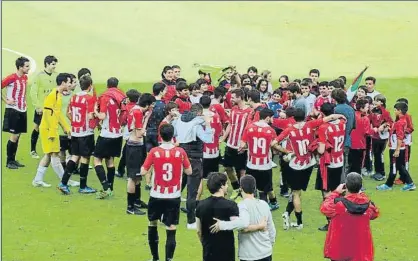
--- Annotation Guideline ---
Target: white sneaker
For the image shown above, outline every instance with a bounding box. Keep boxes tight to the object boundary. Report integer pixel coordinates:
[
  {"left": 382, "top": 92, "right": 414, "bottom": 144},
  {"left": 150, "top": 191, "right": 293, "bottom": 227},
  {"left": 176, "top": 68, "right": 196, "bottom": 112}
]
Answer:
[
  {"left": 290, "top": 222, "right": 303, "bottom": 230},
  {"left": 187, "top": 222, "right": 197, "bottom": 230},
  {"left": 68, "top": 180, "right": 80, "bottom": 187},
  {"left": 271, "top": 161, "right": 278, "bottom": 168},
  {"left": 88, "top": 165, "right": 93, "bottom": 169},
  {"left": 361, "top": 168, "right": 372, "bottom": 177},
  {"left": 181, "top": 197, "right": 187, "bottom": 202},
  {"left": 282, "top": 212, "right": 290, "bottom": 230},
  {"left": 30, "top": 151, "right": 40, "bottom": 159},
  {"left": 32, "top": 180, "right": 51, "bottom": 187}
]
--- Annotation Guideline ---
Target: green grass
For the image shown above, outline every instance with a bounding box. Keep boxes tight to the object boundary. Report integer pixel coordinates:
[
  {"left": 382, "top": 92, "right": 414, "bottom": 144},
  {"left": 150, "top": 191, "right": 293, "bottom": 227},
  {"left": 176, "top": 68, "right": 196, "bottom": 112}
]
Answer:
[{"left": 2, "top": 2, "right": 418, "bottom": 261}]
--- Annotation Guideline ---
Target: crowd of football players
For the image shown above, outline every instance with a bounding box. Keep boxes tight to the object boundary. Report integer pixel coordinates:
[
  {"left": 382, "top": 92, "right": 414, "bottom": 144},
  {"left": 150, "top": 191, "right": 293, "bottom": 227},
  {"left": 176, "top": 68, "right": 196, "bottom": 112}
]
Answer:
[{"left": 2, "top": 56, "right": 415, "bottom": 261}]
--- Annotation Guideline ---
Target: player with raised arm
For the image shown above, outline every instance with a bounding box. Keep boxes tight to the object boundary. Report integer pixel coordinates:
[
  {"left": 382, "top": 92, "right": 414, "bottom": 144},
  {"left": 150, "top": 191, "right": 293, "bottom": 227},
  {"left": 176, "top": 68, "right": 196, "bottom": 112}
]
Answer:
[
  {"left": 141, "top": 124, "right": 192, "bottom": 261},
  {"left": 58, "top": 75, "right": 97, "bottom": 194},
  {"left": 240, "top": 108, "right": 279, "bottom": 210},
  {"left": 29, "top": 55, "right": 58, "bottom": 159}
]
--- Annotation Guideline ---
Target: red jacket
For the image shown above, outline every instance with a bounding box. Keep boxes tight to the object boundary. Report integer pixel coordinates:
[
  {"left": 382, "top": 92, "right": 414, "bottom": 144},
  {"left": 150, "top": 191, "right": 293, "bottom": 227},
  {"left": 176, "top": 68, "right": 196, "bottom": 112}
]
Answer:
[
  {"left": 320, "top": 192, "right": 380, "bottom": 261},
  {"left": 224, "top": 91, "right": 232, "bottom": 110},
  {"left": 174, "top": 95, "right": 192, "bottom": 114},
  {"left": 368, "top": 106, "right": 393, "bottom": 140},
  {"left": 351, "top": 111, "right": 375, "bottom": 149}
]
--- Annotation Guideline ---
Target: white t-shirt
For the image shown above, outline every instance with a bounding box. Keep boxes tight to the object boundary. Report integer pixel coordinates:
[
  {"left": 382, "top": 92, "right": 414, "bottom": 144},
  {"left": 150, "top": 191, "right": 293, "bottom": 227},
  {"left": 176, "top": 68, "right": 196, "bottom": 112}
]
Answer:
[
  {"left": 190, "top": 94, "right": 203, "bottom": 104},
  {"left": 367, "top": 90, "right": 381, "bottom": 100},
  {"left": 304, "top": 93, "right": 316, "bottom": 115}
]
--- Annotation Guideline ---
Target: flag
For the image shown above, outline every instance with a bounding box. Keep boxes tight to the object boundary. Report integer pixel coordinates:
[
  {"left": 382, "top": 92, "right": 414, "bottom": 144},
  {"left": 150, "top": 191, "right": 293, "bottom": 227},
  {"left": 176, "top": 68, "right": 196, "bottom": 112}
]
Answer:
[
  {"left": 193, "top": 63, "right": 234, "bottom": 84},
  {"left": 346, "top": 66, "right": 369, "bottom": 102}
]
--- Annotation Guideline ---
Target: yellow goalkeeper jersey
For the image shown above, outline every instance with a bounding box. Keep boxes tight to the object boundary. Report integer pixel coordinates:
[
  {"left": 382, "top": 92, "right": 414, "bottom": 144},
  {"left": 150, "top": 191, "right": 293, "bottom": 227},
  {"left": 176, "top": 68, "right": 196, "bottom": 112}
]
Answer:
[{"left": 40, "top": 88, "right": 70, "bottom": 138}]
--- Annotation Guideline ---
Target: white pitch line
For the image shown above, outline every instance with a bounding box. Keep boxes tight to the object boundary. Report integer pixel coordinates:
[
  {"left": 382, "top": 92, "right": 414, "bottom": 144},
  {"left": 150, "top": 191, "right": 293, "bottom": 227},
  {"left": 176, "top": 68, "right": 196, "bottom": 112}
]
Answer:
[{"left": 2, "top": 47, "right": 37, "bottom": 75}]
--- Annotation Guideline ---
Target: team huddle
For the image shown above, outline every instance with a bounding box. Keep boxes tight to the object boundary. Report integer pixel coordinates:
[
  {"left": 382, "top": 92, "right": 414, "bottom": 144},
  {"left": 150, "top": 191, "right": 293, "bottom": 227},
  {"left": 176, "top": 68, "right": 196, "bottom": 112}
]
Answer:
[{"left": 2, "top": 56, "right": 415, "bottom": 261}]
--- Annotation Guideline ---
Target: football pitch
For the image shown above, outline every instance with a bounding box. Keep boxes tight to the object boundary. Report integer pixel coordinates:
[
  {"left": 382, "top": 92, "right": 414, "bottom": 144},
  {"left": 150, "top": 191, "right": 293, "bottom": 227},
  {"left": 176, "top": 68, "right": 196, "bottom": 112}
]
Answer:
[{"left": 2, "top": 2, "right": 418, "bottom": 261}]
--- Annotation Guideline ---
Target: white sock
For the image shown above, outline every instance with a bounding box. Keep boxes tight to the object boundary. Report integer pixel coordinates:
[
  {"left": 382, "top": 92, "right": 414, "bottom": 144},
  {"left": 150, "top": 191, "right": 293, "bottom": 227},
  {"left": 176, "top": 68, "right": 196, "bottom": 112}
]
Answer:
[
  {"left": 34, "top": 165, "right": 48, "bottom": 182},
  {"left": 51, "top": 157, "right": 64, "bottom": 179}
]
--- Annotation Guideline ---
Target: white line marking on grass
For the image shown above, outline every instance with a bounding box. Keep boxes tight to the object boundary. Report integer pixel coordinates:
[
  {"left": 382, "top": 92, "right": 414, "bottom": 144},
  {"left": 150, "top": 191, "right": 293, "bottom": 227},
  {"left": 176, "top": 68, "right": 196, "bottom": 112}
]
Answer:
[{"left": 2, "top": 47, "right": 37, "bottom": 74}]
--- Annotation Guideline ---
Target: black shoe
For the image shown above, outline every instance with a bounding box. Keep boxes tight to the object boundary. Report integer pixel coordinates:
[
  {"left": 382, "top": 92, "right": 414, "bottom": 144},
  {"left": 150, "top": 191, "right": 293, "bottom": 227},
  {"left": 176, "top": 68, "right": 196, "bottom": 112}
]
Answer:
[
  {"left": 6, "top": 162, "right": 18, "bottom": 169},
  {"left": 11, "top": 160, "right": 25, "bottom": 167},
  {"left": 180, "top": 207, "right": 188, "bottom": 214},
  {"left": 145, "top": 184, "right": 152, "bottom": 190},
  {"left": 372, "top": 173, "right": 384, "bottom": 181},
  {"left": 318, "top": 224, "right": 329, "bottom": 231},
  {"left": 126, "top": 208, "right": 146, "bottom": 215},
  {"left": 280, "top": 191, "right": 290, "bottom": 198},
  {"left": 134, "top": 200, "right": 148, "bottom": 209},
  {"left": 115, "top": 171, "right": 124, "bottom": 178}
]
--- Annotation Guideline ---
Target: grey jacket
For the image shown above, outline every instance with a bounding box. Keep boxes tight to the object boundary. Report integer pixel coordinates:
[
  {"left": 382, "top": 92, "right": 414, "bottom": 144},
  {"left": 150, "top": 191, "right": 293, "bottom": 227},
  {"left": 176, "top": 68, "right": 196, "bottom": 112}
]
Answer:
[{"left": 219, "top": 198, "right": 276, "bottom": 260}]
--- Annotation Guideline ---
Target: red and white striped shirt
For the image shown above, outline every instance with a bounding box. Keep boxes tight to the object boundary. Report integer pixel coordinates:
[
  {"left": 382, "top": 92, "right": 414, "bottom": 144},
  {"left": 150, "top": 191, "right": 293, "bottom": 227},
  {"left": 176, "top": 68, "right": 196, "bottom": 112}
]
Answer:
[
  {"left": 203, "top": 110, "right": 222, "bottom": 159},
  {"left": 276, "top": 119, "right": 324, "bottom": 170},
  {"left": 142, "top": 144, "right": 191, "bottom": 199},
  {"left": 69, "top": 92, "right": 96, "bottom": 137},
  {"left": 317, "top": 120, "right": 346, "bottom": 168},
  {"left": 241, "top": 121, "right": 276, "bottom": 170},
  {"left": 227, "top": 106, "right": 253, "bottom": 149},
  {"left": 99, "top": 95, "right": 123, "bottom": 138},
  {"left": 1, "top": 73, "right": 28, "bottom": 112},
  {"left": 127, "top": 105, "right": 144, "bottom": 132}
]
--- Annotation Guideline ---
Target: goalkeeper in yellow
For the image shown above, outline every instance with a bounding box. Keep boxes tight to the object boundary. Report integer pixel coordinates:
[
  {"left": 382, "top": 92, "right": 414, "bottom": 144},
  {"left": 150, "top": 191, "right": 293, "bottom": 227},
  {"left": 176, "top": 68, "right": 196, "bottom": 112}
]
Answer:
[{"left": 32, "top": 73, "right": 79, "bottom": 187}]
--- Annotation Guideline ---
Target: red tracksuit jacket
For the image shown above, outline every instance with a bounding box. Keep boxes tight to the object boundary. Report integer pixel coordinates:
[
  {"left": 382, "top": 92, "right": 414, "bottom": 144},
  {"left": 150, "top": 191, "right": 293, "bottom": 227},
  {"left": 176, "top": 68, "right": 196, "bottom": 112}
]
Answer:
[{"left": 320, "top": 192, "right": 380, "bottom": 261}]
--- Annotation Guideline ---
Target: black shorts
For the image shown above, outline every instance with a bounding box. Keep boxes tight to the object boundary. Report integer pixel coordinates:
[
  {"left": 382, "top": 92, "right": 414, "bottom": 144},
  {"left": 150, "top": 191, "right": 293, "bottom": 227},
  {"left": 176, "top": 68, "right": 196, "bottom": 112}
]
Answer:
[
  {"left": 71, "top": 135, "right": 95, "bottom": 157},
  {"left": 315, "top": 166, "right": 343, "bottom": 192},
  {"left": 33, "top": 111, "right": 42, "bottom": 125},
  {"left": 287, "top": 166, "right": 314, "bottom": 191},
  {"left": 223, "top": 146, "right": 247, "bottom": 173},
  {"left": 246, "top": 168, "right": 273, "bottom": 193},
  {"left": 60, "top": 135, "right": 71, "bottom": 153},
  {"left": 94, "top": 136, "right": 123, "bottom": 159},
  {"left": 145, "top": 133, "right": 159, "bottom": 153},
  {"left": 126, "top": 142, "right": 146, "bottom": 179},
  {"left": 203, "top": 157, "right": 220, "bottom": 179},
  {"left": 148, "top": 197, "right": 181, "bottom": 227},
  {"left": 2, "top": 108, "right": 27, "bottom": 134}
]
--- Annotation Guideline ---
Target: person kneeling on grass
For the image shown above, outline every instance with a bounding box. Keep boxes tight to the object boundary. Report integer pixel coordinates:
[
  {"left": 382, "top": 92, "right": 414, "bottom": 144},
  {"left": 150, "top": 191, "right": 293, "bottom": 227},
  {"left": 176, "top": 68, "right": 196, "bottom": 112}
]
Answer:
[
  {"left": 210, "top": 175, "right": 276, "bottom": 261},
  {"left": 320, "top": 172, "right": 379, "bottom": 261}
]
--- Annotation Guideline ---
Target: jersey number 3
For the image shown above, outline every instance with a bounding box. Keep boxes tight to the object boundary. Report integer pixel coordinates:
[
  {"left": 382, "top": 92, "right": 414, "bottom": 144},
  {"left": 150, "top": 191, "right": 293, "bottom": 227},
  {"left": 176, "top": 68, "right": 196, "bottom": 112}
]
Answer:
[{"left": 162, "top": 163, "right": 173, "bottom": 181}]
